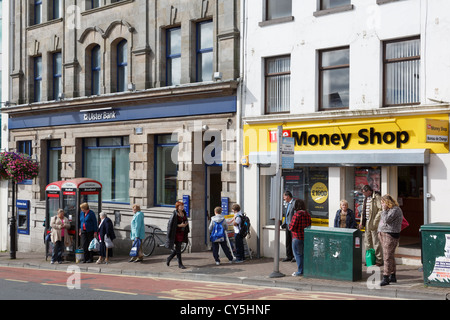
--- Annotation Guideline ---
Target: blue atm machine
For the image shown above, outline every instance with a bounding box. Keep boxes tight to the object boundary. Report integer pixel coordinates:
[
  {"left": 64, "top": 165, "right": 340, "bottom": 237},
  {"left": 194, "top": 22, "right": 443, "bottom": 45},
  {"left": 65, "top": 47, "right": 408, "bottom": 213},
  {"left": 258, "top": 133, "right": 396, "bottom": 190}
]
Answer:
[{"left": 17, "top": 200, "right": 30, "bottom": 235}]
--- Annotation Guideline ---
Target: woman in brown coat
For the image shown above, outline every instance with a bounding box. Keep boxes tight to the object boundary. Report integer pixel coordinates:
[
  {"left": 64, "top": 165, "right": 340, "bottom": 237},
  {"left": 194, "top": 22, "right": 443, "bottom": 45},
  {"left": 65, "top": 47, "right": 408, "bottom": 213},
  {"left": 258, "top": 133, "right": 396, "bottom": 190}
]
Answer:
[{"left": 50, "top": 209, "right": 72, "bottom": 264}]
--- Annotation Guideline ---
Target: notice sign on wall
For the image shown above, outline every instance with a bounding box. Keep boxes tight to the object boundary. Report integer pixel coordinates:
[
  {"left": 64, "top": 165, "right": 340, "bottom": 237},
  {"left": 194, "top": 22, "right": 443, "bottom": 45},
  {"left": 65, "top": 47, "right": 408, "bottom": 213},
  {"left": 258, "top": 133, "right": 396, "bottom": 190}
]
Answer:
[{"left": 426, "top": 119, "right": 449, "bottom": 143}]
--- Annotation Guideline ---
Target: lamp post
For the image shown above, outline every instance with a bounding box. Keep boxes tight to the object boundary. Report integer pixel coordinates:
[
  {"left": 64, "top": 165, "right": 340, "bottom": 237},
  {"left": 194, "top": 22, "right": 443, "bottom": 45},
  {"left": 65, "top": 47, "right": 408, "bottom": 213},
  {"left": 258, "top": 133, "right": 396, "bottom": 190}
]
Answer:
[{"left": 9, "top": 181, "right": 16, "bottom": 259}]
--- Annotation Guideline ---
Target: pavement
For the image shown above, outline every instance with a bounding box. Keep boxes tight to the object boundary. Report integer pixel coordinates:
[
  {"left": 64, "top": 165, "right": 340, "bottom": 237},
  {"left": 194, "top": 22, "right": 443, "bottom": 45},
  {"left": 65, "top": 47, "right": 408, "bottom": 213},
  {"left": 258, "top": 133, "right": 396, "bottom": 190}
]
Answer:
[{"left": 1, "top": 249, "right": 449, "bottom": 300}]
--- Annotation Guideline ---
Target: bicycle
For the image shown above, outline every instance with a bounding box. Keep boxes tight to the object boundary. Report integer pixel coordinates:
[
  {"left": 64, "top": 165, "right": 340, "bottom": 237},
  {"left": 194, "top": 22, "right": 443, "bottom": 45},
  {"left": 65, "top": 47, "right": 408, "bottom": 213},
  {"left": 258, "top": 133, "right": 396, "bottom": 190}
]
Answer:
[{"left": 142, "top": 224, "right": 189, "bottom": 257}]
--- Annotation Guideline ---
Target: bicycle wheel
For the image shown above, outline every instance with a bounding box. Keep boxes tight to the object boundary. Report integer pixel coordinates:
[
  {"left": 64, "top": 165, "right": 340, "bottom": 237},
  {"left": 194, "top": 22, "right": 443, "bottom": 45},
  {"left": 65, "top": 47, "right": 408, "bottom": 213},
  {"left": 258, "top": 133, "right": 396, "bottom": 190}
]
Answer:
[{"left": 142, "top": 234, "right": 156, "bottom": 257}]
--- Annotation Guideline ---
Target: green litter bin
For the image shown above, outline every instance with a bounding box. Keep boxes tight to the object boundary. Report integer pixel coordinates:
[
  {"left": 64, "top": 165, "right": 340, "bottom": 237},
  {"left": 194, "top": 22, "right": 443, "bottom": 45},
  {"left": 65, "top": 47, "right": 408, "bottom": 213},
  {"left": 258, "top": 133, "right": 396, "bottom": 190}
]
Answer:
[
  {"left": 420, "top": 223, "right": 450, "bottom": 287},
  {"left": 304, "top": 226, "right": 362, "bottom": 281}
]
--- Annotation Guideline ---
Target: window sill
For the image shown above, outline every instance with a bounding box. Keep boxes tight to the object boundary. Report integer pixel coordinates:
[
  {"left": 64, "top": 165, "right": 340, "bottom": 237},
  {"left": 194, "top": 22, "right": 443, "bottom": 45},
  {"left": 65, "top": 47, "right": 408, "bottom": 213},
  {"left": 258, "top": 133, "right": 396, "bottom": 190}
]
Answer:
[
  {"left": 259, "top": 16, "right": 294, "bottom": 28},
  {"left": 313, "top": 4, "right": 354, "bottom": 17},
  {"left": 82, "top": 0, "right": 134, "bottom": 16}
]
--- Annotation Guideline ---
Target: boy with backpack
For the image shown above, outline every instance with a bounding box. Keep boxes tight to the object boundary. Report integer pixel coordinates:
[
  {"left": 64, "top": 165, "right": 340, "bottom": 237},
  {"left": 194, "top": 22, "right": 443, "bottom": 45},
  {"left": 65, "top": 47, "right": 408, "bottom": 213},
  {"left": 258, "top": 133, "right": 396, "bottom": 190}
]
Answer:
[
  {"left": 231, "top": 204, "right": 246, "bottom": 263},
  {"left": 209, "top": 207, "right": 234, "bottom": 265}
]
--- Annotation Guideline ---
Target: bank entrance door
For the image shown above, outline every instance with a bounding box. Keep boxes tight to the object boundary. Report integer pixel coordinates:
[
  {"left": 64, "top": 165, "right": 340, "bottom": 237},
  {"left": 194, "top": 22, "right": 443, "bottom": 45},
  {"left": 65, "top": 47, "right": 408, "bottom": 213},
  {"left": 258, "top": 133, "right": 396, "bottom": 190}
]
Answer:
[{"left": 398, "top": 166, "right": 423, "bottom": 247}]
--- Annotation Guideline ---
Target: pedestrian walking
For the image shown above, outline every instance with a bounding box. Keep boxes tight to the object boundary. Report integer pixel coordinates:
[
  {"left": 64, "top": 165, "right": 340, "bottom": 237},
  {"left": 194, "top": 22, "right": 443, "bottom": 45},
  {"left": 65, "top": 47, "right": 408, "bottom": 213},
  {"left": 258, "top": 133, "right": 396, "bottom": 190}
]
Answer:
[
  {"left": 50, "top": 209, "right": 71, "bottom": 264},
  {"left": 231, "top": 204, "right": 245, "bottom": 263},
  {"left": 165, "top": 201, "right": 189, "bottom": 269},
  {"left": 378, "top": 194, "right": 403, "bottom": 286},
  {"left": 359, "top": 185, "right": 383, "bottom": 266},
  {"left": 79, "top": 203, "right": 97, "bottom": 263},
  {"left": 334, "top": 199, "right": 357, "bottom": 229},
  {"left": 209, "top": 207, "right": 234, "bottom": 265},
  {"left": 288, "top": 199, "right": 311, "bottom": 276},
  {"left": 282, "top": 191, "right": 295, "bottom": 262},
  {"left": 97, "top": 212, "right": 116, "bottom": 264},
  {"left": 129, "top": 204, "right": 145, "bottom": 263}
]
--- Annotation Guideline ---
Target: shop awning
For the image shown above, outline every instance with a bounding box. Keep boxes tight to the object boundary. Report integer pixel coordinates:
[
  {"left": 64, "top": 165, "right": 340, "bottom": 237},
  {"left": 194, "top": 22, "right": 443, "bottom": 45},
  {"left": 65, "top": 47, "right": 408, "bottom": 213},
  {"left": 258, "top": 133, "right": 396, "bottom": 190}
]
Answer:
[{"left": 250, "top": 149, "right": 430, "bottom": 166}]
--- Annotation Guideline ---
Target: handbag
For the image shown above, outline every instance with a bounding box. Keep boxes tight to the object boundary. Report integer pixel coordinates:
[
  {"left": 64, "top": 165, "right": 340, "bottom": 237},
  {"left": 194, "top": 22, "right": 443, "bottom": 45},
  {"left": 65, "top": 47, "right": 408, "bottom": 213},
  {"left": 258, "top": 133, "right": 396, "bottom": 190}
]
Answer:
[
  {"left": 88, "top": 238, "right": 100, "bottom": 252},
  {"left": 129, "top": 238, "right": 141, "bottom": 257},
  {"left": 105, "top": 235, "right": 114, "bottom": 248},
  {"left": 401, "top": 216, "right": 409, "bottom": 231}
]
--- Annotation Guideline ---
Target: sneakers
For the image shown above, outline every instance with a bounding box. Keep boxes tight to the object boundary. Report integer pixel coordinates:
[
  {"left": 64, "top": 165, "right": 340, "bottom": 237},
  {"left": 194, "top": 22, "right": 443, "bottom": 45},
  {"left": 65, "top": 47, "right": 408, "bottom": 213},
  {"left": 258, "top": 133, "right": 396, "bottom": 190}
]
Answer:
[{"left": 215, "top": 261, "right": 220, "bottom": 265}]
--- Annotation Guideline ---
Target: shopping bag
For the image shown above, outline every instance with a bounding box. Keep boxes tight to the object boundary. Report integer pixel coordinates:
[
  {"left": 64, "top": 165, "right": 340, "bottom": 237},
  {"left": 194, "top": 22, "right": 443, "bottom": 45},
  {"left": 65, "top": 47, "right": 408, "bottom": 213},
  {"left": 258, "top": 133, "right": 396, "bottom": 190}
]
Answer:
[
  {"left": 365, "top": 248, "right": 376, "bottom": 267},
  {"left": 105, "top": 235, "right": 114, "bottom": 248},
  {"left": 129, "top": 238, "right": 141, "bottom": 257},
  {"left": 401, "top": 216, "right": 409, "bottom": 231},
  {"left": 88, "top": 238, "right": 100, "bottom": 252}
]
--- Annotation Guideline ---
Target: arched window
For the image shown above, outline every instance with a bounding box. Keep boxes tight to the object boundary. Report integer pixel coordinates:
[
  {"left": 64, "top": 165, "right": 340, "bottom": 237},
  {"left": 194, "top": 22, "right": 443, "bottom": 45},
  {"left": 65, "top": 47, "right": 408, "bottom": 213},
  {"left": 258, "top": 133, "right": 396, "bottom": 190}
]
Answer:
[
  {"left": 91, "top": 45, "right": 101, "bottom": 95},
  {"left": 117, "top": 40, "right": 128, "bottom": 92}
]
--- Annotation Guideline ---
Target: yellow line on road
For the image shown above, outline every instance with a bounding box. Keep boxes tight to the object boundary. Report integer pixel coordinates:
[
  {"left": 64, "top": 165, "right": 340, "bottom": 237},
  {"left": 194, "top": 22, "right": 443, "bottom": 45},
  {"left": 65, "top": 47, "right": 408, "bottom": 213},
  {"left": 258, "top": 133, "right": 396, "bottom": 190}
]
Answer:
[
  {"left": 41, "top": 283, "right": 68, "bottom": 287},
  {"left": 5, "top": 279, "right": 29, "bottom": 283},
  {"left": 94, "top": 288, "right": 138, "bottom": 296}
]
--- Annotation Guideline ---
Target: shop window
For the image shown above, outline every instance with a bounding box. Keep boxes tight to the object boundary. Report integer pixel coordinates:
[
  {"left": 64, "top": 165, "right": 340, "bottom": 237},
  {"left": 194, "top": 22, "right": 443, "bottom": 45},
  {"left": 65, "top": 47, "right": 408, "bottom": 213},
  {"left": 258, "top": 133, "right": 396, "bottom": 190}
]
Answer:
[
  {"left": 319, "top": 46, "right": 349, "bottom": 110},
  {"left": 155, "top": 134, "right": 178, "bottom": 206},
  {"left": 383, "top": 36, "right": 420, "bottom": 107},
  {"left": 83, "top": 137, "right": 130, "bottom": 203},
  {"left": 265, "top": 55, "right": 291, "bottom": 114},
  {"left": 196, "top": 20, "right": 213, "bottom": 82},
  {"left": 347, "top": 167, "right": 381, "bottom": 222},
  {"left": 48, "top": 139, "right": 62, "bottom": 184},
  {"left": 278, "top": 167, "right": 329, "bottom": 225},
  {"left": 117, "top": 40, "right": 128, "bottom": 92},
  {"left": 53, "top": 52, "right": 62, "bottom": 100},
  {"left": 166, "top": 27, "right": 181, "bottom": 86}
]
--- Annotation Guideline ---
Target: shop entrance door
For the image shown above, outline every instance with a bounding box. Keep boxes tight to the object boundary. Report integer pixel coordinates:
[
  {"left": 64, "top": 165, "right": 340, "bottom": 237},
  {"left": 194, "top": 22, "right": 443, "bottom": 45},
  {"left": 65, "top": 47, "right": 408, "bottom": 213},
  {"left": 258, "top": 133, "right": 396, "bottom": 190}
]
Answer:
[{"left": 397, "top": 166, "right": 423, "bottom": 247}]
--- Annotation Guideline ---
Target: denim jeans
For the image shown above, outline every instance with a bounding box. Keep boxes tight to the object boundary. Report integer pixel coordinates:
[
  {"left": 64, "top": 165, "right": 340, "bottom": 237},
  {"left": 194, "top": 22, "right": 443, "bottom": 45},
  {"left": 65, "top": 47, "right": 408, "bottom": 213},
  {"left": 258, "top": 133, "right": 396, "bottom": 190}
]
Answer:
[
  {"left": 52, "top": 239, "right": 64, "bottom": 262},
  {"left": 292, "top": 238, "right": 304, "bottom": 275}
]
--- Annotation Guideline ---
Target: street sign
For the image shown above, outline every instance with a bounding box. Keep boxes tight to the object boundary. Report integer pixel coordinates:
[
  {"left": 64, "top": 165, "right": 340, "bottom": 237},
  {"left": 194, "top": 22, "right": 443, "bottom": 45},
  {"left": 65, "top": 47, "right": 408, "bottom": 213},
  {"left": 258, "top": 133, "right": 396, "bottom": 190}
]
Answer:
[{"left": 281, "top": 137, "right": 295, "bottom": 169}]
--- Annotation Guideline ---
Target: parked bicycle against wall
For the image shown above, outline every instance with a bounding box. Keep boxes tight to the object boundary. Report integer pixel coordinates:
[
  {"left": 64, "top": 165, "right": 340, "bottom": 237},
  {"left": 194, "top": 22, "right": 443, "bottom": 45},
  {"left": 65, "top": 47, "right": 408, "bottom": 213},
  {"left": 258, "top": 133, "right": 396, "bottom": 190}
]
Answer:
[{"left": 142, "top": 224, "right": 189, "bottom": 257}]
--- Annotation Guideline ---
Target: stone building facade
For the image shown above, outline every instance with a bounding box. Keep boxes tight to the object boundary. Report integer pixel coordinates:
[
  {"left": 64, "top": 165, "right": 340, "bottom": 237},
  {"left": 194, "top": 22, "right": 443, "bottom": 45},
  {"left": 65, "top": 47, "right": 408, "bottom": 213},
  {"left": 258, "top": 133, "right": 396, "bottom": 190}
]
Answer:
[{"left": 1, "top": 0, "right": 240, "bottom": 253}]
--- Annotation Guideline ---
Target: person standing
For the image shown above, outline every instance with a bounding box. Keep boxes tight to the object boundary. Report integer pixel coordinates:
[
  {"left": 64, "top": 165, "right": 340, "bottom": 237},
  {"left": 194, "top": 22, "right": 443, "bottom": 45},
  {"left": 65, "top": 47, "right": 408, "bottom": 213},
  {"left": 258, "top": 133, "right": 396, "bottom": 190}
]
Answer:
[
  {"left": 209, "top": 207, "right": 234, "bottom": 265},
  {"left": 378, "top": 194, "right": 403, "bottom": 286},
  {"left": 334, "top": 199, "right": 357, "bottom": 229},
  {"left": 79, "top": 203, "right": 97, "bottom": 263},
  {"left": 165, "top": 201, "right": 189, "bottom": 269},
  {"left": 282, "top": 191, "right": 295, "bottom": 262},
  {"left": 231, "top": 204, "right": 245, "bottom": 263},
  {"left": 359, "top": 185, "right": 383, "bottom": 266},
  {"left": 289, "top": 199, "right": 311, "bottom": 276},
  {"left": 50, "top": 209, "right": 71, "bottom": 264},
  {"left": 97, "top": 212, "right": 116, "bottom": 264},
  {"left": 129, "top": 204, "right": 145, "bottom": 263}
]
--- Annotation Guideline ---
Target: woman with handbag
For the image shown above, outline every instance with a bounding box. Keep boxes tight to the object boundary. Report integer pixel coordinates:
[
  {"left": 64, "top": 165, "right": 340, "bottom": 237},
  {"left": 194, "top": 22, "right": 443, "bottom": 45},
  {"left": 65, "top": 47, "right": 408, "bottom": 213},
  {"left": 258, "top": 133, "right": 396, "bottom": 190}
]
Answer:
[
  {"left": 50, "top": 209, "right": 72, "bottom": 264},
  {"left": 165, "top": 201, "right": 189, "bottom": 269},
  {"left": 97, "top": 212, "right": 116, "bottom": 264},
  {"left": 130, "top": 204, "right": 145, "bottom": 262},
  {"left": 378, "top": 194, "right": 403, "bottom": 286}
]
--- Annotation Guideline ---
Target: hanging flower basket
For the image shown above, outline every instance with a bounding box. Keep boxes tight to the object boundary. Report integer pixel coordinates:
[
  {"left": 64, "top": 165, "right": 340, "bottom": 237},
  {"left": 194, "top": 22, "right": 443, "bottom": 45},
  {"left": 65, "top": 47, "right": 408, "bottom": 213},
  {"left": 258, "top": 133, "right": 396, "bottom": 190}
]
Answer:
[{"left": 0, "top": 152, "right": 39, "bottom": 183}]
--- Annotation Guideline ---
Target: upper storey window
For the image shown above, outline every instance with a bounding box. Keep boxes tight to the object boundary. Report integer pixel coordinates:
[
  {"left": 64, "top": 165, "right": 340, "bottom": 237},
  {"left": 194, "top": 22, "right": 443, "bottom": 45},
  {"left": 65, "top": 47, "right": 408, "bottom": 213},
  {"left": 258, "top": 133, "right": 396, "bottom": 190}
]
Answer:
[
  {"left": 266, "top": 0, "right": 292, "bottom": 20},
  {"left": 166, "top": 27, "right": 181, "bottom": 86}
]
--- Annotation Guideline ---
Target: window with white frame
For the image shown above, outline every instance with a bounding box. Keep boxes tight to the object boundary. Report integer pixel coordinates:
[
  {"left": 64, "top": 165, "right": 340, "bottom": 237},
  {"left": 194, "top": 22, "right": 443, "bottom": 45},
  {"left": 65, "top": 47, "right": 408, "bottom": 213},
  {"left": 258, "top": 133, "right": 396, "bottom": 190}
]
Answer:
[
  {"left": 34, "top": 56, "right": 42, "bottom": 102},
  {"left": 265, "top": 55, "right": 290, "bottom": 114},
  {"left": 53, "top": 52, "right": 62, "bottom": 100}
]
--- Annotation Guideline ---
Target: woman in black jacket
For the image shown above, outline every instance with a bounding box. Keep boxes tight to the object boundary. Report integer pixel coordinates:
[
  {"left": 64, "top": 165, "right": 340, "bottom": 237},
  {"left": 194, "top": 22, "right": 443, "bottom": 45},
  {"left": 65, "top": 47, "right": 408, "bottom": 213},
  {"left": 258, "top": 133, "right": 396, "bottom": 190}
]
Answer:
[
  {"left": 165, "top": 201, "right": 189, "bottom": 269},
  {"left": 97, "top": 212, "right": 116, "bottom": 264}
]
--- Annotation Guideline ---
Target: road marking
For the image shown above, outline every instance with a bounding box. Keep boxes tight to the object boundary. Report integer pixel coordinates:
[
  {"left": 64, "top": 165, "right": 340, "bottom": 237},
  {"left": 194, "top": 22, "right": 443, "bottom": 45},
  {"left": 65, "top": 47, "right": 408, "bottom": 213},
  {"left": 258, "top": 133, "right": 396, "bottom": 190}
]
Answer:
[
  {"left": 41, "top": 283, "right": 67, "bottom": 287},
  {"left": 5, "top": 279, "right": 29, "bottom": 283},
  {"left": 94, "top": 288, "right": 138, "bottom": 296}
]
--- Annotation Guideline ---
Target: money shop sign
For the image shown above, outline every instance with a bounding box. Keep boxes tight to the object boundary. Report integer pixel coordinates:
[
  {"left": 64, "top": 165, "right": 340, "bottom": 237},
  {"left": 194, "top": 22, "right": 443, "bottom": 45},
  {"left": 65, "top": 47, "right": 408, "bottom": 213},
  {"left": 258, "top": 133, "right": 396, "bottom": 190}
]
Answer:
[{"left": 243, "top": 114, "right": 449, "bottom": 156}]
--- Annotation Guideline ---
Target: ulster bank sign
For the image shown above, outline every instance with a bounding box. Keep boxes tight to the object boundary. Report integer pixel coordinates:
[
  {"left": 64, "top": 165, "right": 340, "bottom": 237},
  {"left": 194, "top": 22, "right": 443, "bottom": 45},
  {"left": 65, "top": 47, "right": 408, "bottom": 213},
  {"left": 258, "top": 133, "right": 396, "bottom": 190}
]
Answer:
[{"left": 244, "top": 114, "right": 450, "bottom": 157}]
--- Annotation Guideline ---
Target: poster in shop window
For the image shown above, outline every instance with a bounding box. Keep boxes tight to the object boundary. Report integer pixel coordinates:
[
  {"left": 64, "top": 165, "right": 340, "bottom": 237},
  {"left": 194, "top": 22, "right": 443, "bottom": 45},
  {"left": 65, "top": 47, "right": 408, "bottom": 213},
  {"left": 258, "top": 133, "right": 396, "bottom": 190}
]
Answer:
[
  {"left": 354, "top": 167, "right": 381, "bottom": 220},
  {"left": 308, "top": 168, "right": 329, "bottom": 219}
]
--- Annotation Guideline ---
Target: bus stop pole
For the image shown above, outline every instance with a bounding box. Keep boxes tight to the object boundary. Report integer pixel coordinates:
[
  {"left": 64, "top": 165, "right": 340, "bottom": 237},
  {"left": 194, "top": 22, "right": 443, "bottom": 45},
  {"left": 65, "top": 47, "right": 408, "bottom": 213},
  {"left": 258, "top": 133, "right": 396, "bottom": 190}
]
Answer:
[{"left": 269, "top": 126, "right": 285, "bottom": 278}]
